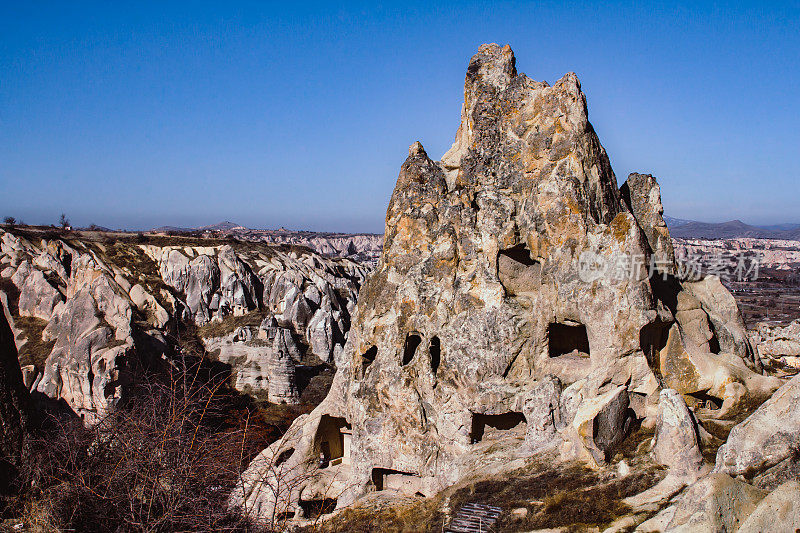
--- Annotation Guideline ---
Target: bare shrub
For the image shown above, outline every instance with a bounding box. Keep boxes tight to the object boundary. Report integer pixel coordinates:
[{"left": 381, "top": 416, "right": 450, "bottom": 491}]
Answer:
[{"left": 13, "top": 356, "right": 270, "bottom": 532}]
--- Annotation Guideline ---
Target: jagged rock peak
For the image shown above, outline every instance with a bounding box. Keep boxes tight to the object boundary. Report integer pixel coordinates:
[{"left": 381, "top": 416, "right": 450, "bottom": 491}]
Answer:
[
  {"left": 408, "top": 140, "right": 426, "bottom": 157},
  {"left": 466, "top": 43, "right": 517, "bottom": 89},
  {"left": 440, "top": 43, "right": 620, "bottom": 224}
]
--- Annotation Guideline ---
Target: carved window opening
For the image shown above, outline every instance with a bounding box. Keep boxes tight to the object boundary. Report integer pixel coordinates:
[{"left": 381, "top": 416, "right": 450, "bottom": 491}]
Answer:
[
  {"left": 402, "top": 333, "right": 422, "bottom": 366},
  {"left": 498, "top": 244, "right": 542, "bottom": 295},
  {"left": 371, "top": 467, "right": 422, "bottom": 494},
  {"left": 314, "top": 415, "right": 352, "bottom": 467},
  {"left": 361, "top": 345, "right": 377, "bottom": 376},
  {"left": 548, "top": 322, "right": 590, "bottom": 358},
  {"left": 470, "top": 412, "right": 527, "bottom": 443},
  {"left": 299, "top": 498, "right": 337, "bottom": 519},
  {"left": 430, "top": 336, "right": 441, "bottom": 374}
]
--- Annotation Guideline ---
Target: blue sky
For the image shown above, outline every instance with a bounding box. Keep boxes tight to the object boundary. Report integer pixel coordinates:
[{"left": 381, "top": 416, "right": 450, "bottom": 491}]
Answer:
[{"left": 1, "top": 1, "right": 798, "bottom": 232}]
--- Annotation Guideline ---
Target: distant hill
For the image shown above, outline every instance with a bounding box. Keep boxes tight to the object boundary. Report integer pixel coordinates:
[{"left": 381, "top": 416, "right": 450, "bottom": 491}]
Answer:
[
  {"left": 760, "top": 223, "right": 800, "bottom": 232},
  {"left": 150, "top": 225, "right": 194, "bottom": 234},
  {"left": 668, "top": 218, "right": 800, "bottom": 240},
  {"left": 197, "top": 221, "right": 245, "bottom": 231},
  {"left": 150, "top": 221, "right": 245, "bottom": 234},
  {"left": 663, "top": 216, "right": 693, "bottom": 228}
]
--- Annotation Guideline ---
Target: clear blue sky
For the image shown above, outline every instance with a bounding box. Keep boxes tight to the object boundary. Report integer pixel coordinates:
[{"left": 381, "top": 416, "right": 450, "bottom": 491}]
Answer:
[{"left": 1, "top": 1, "right": 798, "bottom": 232}]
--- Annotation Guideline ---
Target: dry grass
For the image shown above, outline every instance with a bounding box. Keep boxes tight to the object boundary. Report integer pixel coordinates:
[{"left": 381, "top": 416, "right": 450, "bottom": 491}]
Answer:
[
  {"left": 312, "top": 459, "right": 665, "bottom": 533},
  {"left": 197, "top": 311, "right": 271, "bottom": 339},
  {"left": 15, "top": 316, "right": 55, "bottom": 371},
  {"left": 0, "top": 279, "right": 55, "bottom": 371}
]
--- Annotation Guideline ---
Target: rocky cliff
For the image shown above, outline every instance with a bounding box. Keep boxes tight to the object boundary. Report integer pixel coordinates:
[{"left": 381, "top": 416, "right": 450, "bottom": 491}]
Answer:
[
  {"left": 232, "top": 44, "right": 783, "bottom": 526},
  {"left": 0, "top": 230, "right": 369, "bottom": 423}
]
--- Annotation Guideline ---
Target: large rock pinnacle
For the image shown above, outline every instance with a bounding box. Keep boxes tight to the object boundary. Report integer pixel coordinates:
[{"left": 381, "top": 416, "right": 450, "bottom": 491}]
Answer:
[{"left": 233, "top": 43, "right": 773, "bottom": 523}]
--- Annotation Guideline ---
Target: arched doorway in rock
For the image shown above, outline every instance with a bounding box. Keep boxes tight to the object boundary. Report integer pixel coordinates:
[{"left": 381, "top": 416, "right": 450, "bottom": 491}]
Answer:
[{"left": 314, "top": 415, "right": 352, "bottom": 467}]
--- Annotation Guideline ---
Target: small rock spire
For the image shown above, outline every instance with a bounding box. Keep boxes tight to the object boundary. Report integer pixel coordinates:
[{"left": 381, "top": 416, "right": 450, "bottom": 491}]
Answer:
[
  {"left": 409, "top": 141, "right": 426, "bottom": 157},
  {"left": 466, "top": 43, "right": 516, "bottom": 89}
]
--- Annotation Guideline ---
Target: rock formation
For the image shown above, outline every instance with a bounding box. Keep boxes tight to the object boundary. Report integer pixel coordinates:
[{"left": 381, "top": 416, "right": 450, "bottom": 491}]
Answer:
[
  {"left": 751, "top": 319, "right": 800, "bottom": 364},
  {"left": 232, "top": 43, "right": 778, "bottom": 523},
  {"left": 714, "top": 374, "right": 800, "bottom": 490},
  {"left": 637, "top": 473, "right": 766, "bottom": 532},
  {"left": 146, "top": 243, "right": 365, "bottom": 363},
  {"left": 651, "top": 389, "right": 704, "bottom": 481},
  {"left": 738, "top": 480, "right": 800, "bottom": 533},
  {"left": 0, "top": 230, "right": 368, "bottom": 424}
]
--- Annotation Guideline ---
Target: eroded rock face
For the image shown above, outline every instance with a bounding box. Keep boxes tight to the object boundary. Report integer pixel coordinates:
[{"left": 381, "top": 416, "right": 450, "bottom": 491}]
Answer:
[
  {"left": 146, "top": 243, "right": 366, "bottom": 361},
  {"left": 37, "top": 254, "right": 135, "bottom": 425},
  {"left": 233, "top": 44, "right": 768, "bottom": 522},
  {"left": 621, "top": 172, "right": 675, "bottom": 273},
  {"left": 0, "top": 228, "right": 368, "bottom": 427},
  {"left": 714, "top": 374, "right": 800, "bottom": 490},
  {"left": 752, "top": 319, "right": 800, "bottom": 363},
  {"left": 739, "top": 480, "right": 800, "bottom": 533},
  {"left": 638, "top": 473, "right": 766, "bottom": 533},
  {"left": 660, "top": 322, "right": 781, "bottom": 419},
  {"left": 205, "top": 325, "right": 299, "bottom": 404},
  {"left": 683, "top": 275, "right": 760, "bottom": 371},
  {"left": 651, "top": 389, "right": 704, "bottom": 480},
  {"left": 18, "top": 269, "right": 64, "bottom": 321}
]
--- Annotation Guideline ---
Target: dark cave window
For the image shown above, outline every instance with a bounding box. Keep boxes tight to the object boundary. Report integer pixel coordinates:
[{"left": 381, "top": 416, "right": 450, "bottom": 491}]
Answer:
[
  {"left": 430, "top": 336, "right": 441, "bottom": 373},
  {"left": 470, "top": 412, "right": 527, "bottom": 443},
  {"left": 361, "top": 345, "right": 378, "bottom": 376},
  {"left": 402, "top": 333, "right": 422, "bottom": 366},
  {"left": 548, "top": 322, "right": 590, "bottom": 358}
]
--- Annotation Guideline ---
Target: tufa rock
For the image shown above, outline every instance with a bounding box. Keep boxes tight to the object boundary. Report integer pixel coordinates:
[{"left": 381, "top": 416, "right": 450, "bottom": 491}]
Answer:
[
  {"left": 17, "top": 269, "right": 64, "bottom": 321},
  {"left": 738, "top": 480, "right": 800, "bottom": 533},
  {"left": 234, "top": 43, "right": 769, "bottom": 522},
  {"left": 620, "top": 172, "right": 675, "bottom": 273},
  {"left": 714, "top": 374, "right": 800, "bottom": 490},
  {"left": 651, "top": 389, "right": 704, "bottom": 480},
  {"left": 235, "top": 43, "right": 696, "bottom": 520},
  {"left": 637, "top": 473, "right": 766, "bottom": 532}
]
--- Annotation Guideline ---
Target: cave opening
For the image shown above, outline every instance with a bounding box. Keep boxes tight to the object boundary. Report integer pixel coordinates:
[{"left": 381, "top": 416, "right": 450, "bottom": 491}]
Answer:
[
  {"left": 402, "top": 333, "right": 422, "bottom": 366},
  {"left": 430, "top": 336, "right": 441, "bottom": 374},
  {"left": 371, "top": 467, "right": 422, "bottom": 494},
  {"left": 470, "top": 412, "right": 527, "bottom": 443},
  {"left": 548, "top": 322, "right": 590, "bottom": 358},
  {"left": 299, "top": 498, "right": 337, "bottom": 519},
  {"left": 688, "top": 391, "right": 723, "bottom": 411},
  {"left": 361, "top": 346, "right": 377, "bottom": 376},
  {"left": 314, "top": 415, "right": 352, "bottom": 467},
  {"left": 639, "top": 321, "right": 670, "bottom": 377},
  {"left": 707, "top": 320, "right": 721, "bottom": 354},
  {"left": 275, "top": 447, "right": 294, "bottom": 466},
  {"left": 498, "top": 243, "right": 542, "bottom": 295},
  {"left": 501, "top": 244, "right": 538, "bottom": 266}
]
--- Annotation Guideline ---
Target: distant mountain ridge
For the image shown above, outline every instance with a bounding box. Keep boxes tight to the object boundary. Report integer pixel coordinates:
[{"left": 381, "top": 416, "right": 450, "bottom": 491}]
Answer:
[
  {"left": 663, "top": 215, "right": 693, "bottom": 228},
  {"left": 197, "top": 221, "right": 245, "bottom": 231},
  {"left": 150, "top": 218, "right": 800, "bottom": 242},
  {"left": 666, "top": 217, "right": 800, "bottom": 240}
]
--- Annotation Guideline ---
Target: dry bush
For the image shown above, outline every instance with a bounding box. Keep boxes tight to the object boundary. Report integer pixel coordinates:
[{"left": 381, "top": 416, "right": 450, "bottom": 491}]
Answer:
[{"left": 11, "top": 356, "right": 272, "bottom": 532}]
